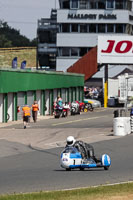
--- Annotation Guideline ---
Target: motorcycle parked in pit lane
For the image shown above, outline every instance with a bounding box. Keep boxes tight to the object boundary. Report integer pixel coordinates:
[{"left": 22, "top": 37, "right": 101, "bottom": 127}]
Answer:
[
  {"left": 75, "top": 101, "right": 85, "bottom": 112},
  {"left": 54, "top": 104, "right": 63, "bottom": 118},
  {"left": 70, "top": 101, "right": 80, "bottom": 115},
  {"left": 62, "top": 102, "right": 70, "bottom": 117},
  {"left": 54, "top": 103, "right": 70, "bottom": 118},
  {"left": 84, "top": 103, "right": 93, "bottom": 112}
]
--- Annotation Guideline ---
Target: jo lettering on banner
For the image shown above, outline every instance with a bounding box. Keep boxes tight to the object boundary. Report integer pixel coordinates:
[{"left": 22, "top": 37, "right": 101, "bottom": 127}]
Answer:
[{"left": 101, "top": 40, "right": 133, "bottom": 54}]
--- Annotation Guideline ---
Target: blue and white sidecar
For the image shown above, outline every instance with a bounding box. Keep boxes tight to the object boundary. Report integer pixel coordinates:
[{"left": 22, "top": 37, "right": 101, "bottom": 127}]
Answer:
[{"left": 60, "top": 147, "right": 111, "bottom": 171}]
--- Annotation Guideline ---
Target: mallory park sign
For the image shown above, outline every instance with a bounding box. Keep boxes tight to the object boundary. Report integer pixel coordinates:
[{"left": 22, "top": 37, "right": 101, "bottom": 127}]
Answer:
[{"left": 68, "top": 13, "right": 117, "bottom": 20}]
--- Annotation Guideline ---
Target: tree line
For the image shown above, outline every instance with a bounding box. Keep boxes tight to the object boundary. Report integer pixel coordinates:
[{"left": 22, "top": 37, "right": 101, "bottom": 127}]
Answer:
[{"left": 0, "top": 20, "right": 37, "bottom": 47}]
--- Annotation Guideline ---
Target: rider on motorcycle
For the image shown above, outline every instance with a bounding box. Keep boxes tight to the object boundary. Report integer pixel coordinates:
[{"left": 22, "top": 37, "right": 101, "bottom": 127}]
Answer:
[
  {"left": 57, "top": 96, "right": 63, "bottom": 107},
  {"left": 66, "top": 136, "right": 99, "bottom": 162}
]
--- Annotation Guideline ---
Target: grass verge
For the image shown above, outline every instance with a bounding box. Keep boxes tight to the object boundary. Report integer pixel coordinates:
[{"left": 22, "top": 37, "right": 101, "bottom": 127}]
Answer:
[
  {"left": 0, "top": 182, "right": 133, "bottom": 200},
  {"left": 0, "top": 47, "right": 36, "bottom": 68}
]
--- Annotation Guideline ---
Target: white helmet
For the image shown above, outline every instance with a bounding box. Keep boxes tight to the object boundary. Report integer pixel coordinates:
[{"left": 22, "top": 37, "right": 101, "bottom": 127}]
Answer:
[{"left": 66, "top": 136, "right": 76, "bottom": 146}]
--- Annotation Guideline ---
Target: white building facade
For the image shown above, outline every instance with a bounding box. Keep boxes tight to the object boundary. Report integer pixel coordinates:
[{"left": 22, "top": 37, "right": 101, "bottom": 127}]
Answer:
[{"left": 56, "top": 0, "right": 133, "bottom": 71}]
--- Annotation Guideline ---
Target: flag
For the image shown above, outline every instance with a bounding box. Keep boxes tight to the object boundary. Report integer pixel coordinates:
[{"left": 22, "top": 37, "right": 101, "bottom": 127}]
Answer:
[
  {"left": 12, "top": 57, "right": 17, "bottom": 68},
  {"left": 21, "top": 60, "right": 26, "bottom": 69}
]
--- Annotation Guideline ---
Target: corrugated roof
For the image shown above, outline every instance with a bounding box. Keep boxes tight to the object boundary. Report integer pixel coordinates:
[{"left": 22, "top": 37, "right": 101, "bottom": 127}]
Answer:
[
  {"left": 112, "top": 68, "right": 133, "bottom": 79},
  {"left": 67, "top": 47, "right": 98, "bottom": 81}
]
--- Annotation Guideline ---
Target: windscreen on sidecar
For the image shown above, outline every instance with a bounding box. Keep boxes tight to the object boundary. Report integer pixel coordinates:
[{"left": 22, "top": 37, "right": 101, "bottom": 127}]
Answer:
[{"left": 63, "top": 147, "right": 79, "bottom": 154}]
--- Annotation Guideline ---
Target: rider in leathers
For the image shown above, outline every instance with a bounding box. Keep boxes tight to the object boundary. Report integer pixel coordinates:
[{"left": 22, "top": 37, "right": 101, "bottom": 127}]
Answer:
[{"left": 66, "top": 136, "right": 98, "bottom": 162}]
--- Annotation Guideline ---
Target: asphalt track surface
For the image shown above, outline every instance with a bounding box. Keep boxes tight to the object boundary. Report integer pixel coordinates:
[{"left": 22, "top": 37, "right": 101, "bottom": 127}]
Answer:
[
  {"left": 5, "top": 107, "right": 114, "bottom": 129},
  {"left": 0, "top": 108, "right": 133, "bottom": 194}
]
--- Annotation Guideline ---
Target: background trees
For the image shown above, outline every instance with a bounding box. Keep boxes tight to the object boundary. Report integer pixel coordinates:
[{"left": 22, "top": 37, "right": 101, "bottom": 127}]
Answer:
[{"left": 0, "top": 20, "right": 37, "bottom": 47}]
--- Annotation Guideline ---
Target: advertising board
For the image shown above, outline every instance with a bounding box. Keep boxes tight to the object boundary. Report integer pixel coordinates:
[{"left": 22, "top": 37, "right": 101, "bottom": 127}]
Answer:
[{"left": 98, "top": 35, "right": 133, "bottom": 64}]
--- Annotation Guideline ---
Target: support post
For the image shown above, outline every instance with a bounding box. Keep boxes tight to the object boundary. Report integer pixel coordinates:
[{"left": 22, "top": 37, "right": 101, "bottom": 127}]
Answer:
[
  {"left": 41, "top": 90, "right": 45, "bottom": 116},
  {"left": 104, "top": 64, "right": 108, "bottom": 108}
]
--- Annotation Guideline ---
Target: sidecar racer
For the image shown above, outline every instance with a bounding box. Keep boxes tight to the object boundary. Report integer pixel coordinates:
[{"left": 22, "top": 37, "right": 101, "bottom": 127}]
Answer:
[{"left": 60, "top": 147, "right": 111, "bottom": 171}]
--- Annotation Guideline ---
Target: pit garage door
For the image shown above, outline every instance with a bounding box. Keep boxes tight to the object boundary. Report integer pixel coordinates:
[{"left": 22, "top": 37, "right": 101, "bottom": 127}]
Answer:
[
  {"left": 8, "top": 93, "right": 14, "bottom": 121},
  {"left": 27, "top": 91, "right": 34, "bottom": 107},
  {"left": 69, "top": 88, "right": 72, "bottom": 103},
  {"left": 66, "top": 88, "right": 69, "bottom": 103},
  {"left": 36, "top": 90, "right": 41, "bottom": 115},
  {"left": 73, "top": 88, "right": 76, "bottom": 101},
  {"left": 45, "top": 90, "right": 50, "bottom": 115},
  {"left": 61, "top": 89, "right": 66, "bottom": 103},
  {"left": 17, "top": 92, "right": 25, "bottom": 120},
  {"left": 53, "top": 89, "right": 58, "bottom": 103},
  {"left": 0, "top": 94, "right": 3, "bottom": 122}
]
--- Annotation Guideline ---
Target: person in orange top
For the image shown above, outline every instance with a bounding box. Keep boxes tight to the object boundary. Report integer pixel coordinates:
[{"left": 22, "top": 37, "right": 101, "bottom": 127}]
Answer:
[
  {"left": 22, "top": 104, "right": 31, "bottom": 129},
  {"left": 32, "top": 100, "right": 39, "bottom": 122}
]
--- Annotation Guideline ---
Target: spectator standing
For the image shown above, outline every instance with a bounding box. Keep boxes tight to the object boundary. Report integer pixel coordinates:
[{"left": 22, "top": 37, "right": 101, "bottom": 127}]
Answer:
[
  {"left": 22, "top": 104, "right": 31, "bottom": 129},
  {"left": 32, "top": 100, "right": 39, "bottom": 122}
]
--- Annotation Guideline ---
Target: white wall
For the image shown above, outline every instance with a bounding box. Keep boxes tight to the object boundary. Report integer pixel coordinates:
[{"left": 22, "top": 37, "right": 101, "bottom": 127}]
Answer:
[
  {"left": 8, "top": 93, "right": 13, "bottom": 121},
  {"left": 0, "top": 94, "right": 3, "bottom": 123},
  {"left": 57, "top": 33, "right": 98, "bottom": 47}
]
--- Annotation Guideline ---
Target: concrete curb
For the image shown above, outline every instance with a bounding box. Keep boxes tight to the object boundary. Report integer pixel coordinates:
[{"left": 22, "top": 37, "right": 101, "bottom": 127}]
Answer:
[{"left": 0, "top": 115, "right": 54, "bottom": 128}]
